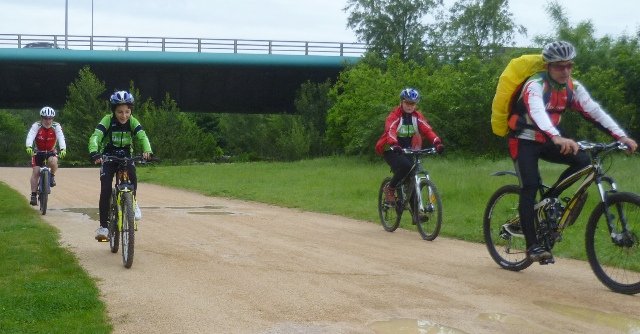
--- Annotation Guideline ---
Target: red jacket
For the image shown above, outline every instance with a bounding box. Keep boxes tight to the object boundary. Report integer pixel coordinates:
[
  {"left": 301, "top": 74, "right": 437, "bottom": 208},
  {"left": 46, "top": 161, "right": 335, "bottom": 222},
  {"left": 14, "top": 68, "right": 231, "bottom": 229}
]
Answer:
[{"left": 375, "top": 106, "right": 440, "bottom": 155}]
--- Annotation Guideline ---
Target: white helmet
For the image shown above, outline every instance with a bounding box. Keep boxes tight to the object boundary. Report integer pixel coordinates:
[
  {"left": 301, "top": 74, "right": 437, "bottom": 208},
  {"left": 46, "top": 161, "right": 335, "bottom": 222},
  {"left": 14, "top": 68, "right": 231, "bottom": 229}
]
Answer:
[
  {"left": 39, "top": 106, "right": 55, "bottom": 117},
  {"left": 542, "top": 41, "right": 577, "bottom": 63}
]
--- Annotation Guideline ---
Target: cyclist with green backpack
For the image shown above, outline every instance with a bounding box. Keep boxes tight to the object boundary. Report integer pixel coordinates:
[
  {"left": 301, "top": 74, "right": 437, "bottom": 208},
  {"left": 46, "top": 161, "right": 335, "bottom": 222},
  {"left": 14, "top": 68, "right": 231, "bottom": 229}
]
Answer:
[
  {"left": 507, "top": 41, "right": 637, "bottom": 262},
  {"left": 88, "top": 90, "right": 153, "bottom": 241}
]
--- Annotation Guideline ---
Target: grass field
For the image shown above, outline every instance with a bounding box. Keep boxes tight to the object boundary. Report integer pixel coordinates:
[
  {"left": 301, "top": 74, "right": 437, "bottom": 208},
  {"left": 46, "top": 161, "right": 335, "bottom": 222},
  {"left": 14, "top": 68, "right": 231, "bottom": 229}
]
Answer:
[
  {"left": 2, "top": 152, "right": 638, "bottom": 332},
  {"left": 0, "top": 183, "right": 111, "bottom": 334}
]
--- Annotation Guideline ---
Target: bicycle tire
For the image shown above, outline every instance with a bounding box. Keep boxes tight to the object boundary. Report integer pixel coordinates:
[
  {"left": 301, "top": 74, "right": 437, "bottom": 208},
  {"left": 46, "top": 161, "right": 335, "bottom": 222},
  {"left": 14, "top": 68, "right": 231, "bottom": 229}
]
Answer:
[
  {"left": 483, "top": 184, "right": 532, "bottom": 271},
  {"left": 415, "top": 179, "right": 442, "bottom": 241},
  {"left": 108, "top": 190, "right": 119, "bottom": 253},
  {"left": 121, "top": 192, "right": 136, "bottom": 268},
  {"left": 378, "top": 177, "right": 401, "bottom": 232},
  {"left": 39, "top": 171, "right": 49, "bottom": 215},
  {"left": 585, "top": 192, "right": 640, "bottom": 295}
]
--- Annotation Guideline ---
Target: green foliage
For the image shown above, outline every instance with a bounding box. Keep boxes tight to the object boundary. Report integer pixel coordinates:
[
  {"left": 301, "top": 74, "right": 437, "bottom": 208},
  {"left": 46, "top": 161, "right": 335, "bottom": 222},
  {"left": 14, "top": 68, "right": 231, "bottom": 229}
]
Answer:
[
  {"left": 136, "top": 94, "right": 222, "bottom": 162},
  {"left": 58, "top": 66, "right": 107, "bottom": 162},
  {"left": 326, "top": 54, "right": 506, "bottom": 156},
  {"left": 0, "top": 112, "right": 27, "bottom": 165},
  {"left": 217, "top": 114, "right": 312, "bottom": 161},
  {"left": 344, "top": 0, "right": 443, "bottom": 60},
  {"left": 294, "top": 80, "right": 333, "bottom": 156},
  {"left": 0, "top": 183, "right": 110, "bottom": 333},
  {"left": 440, "top": 0, "right": 527, "bottom": 57}
]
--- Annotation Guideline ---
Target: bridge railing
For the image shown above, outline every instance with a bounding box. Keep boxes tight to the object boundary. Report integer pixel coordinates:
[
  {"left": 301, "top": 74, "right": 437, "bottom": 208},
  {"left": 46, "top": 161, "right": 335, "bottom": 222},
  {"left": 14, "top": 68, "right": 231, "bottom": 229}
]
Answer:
[{"left": 0, "top": 34, "right": 367, "bottom": 56}]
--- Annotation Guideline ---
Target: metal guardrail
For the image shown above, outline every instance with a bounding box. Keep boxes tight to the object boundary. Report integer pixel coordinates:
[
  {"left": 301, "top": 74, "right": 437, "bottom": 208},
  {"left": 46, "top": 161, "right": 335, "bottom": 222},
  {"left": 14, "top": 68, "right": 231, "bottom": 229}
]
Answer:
[{"left": 0, "top": 34, "right": 367, "bottom": 57}]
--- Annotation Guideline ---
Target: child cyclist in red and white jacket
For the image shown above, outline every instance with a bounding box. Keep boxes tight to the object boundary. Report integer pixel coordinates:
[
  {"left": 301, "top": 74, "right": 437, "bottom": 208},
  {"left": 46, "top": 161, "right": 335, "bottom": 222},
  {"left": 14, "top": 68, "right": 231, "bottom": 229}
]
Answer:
[
  {"left": 375, "top": 88, "right": 444, "bottom": 203},
  {"left": 25, "top": 106, "right": 67, "bottom": 205}
]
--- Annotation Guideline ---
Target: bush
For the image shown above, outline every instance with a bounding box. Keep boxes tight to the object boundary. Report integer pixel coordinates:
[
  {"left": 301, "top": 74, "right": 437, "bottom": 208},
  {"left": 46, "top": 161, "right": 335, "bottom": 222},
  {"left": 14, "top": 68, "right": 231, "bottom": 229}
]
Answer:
[{"left": 0, "top": 112, "right": 27, "bottom": 165}]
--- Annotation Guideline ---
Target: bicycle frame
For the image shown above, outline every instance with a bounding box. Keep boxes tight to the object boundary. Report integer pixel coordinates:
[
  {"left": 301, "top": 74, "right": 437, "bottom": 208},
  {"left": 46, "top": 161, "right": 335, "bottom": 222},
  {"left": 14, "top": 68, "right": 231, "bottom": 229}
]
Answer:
[
  {"left": 35, "top": 151, "right": 56, "bottom": 215},
  {"left": 397, "top": 148, "right": 436, "bottom": 212},
  {"left": 503, "top": 141, "right": 627, "bottom": 244},
  {"left": 108, "top": 156, "right": 137, "bottom": 231}
]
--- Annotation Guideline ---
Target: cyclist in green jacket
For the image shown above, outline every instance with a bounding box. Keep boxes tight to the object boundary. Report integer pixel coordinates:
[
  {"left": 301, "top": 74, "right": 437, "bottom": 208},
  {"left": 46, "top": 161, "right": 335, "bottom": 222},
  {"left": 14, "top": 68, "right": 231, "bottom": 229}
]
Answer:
[{"left": 88, "top": 90, "right": 152, "bottom": 241}]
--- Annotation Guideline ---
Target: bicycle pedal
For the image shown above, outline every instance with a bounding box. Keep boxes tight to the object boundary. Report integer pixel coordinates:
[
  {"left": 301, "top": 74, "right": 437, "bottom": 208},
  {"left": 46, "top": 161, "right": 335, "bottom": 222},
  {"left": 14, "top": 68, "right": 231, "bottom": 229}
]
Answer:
[{"left": 539, "top": 258, "right": 555, "bottom": 265}]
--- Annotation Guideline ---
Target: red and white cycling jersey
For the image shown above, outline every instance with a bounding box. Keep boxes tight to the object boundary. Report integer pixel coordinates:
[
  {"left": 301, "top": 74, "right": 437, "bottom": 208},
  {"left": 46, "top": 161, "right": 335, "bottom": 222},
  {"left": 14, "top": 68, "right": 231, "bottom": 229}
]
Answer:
[{"left": 25, "top": 122, "right": 66, "bottom": 152}]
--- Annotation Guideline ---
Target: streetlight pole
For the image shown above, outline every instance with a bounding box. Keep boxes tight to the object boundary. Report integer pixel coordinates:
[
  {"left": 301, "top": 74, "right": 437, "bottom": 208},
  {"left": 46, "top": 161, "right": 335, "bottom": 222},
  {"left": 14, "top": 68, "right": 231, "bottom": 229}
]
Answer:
[
  {"left": 91, "top": 0, "right": 94, "bottom": 49},
  {"left": 64, "top": 0, "right": 68, "bottom": 49}
]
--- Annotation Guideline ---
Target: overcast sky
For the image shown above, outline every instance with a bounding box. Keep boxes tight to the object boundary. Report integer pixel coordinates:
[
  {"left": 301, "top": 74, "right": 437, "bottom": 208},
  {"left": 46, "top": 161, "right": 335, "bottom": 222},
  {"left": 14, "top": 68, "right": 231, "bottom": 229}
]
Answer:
[{"left": 2, "top": 0, "right": 639, "bottom": 47}]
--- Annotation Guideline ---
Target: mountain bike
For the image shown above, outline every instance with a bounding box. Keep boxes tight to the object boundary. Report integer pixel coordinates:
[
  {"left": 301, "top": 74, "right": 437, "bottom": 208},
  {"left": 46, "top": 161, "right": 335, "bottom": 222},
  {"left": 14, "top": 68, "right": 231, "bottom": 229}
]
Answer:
[
  {"left": 34, "top": 151, "right": 56, "bottom": 215},
  {"left": 103, "top": 154, "right": 146, "bottom": 269},
  {"left": 483, "top": 141, "right": 640, "bottom": 294},
  {"left": 377, "top": 147, "right": 442, "bottom": 240}
]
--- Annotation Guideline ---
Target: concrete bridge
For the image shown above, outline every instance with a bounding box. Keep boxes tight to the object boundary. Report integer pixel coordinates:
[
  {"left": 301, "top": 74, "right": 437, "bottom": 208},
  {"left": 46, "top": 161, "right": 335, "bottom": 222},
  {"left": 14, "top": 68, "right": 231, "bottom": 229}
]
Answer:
[{"left": 0, "top": 34, "right": 364, "bottom": 113}]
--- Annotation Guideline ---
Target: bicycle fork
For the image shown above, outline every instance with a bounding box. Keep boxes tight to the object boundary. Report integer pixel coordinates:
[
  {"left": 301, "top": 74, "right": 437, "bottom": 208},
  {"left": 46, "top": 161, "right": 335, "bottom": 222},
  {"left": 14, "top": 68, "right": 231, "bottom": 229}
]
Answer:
[{"left": 592, "top": 179, "right": 635, "bottom": 247}]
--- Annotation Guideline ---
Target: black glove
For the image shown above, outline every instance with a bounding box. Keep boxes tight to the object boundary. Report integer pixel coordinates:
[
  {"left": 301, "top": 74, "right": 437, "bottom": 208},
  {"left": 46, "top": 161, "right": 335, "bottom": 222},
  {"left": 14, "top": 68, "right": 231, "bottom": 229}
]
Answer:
[{"left": 89, "top": 152, "right": 100, "bottom": 162}]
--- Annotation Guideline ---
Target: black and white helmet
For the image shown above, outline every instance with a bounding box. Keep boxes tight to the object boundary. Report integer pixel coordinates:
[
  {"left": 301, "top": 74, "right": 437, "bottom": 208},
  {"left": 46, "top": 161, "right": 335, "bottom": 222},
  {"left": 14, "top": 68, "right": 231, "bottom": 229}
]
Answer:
[
  {"left": 542, "top": 41, "right": 577, "bottom": 63},
  {"left": 39, "top": 106, "right": 55, "bottom": 117}
]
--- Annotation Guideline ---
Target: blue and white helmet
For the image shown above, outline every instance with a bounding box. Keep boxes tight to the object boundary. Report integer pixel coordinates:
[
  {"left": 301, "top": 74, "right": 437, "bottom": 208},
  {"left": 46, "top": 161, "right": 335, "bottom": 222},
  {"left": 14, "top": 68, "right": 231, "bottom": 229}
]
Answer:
[
  {"left": 39, "top": 106, "right": 55, "bottom": 117},
  {"left": 400, "top": 88, "right": 420, "bottom": 103},
  {"left": 109, "top": 90, "right": 135, "bottom": 105}
]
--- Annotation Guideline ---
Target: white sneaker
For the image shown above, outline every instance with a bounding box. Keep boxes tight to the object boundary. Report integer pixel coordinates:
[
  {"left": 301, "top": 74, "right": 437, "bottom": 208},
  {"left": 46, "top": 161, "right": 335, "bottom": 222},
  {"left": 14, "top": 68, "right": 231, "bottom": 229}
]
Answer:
[
  {"left": 134, "top": 202, "right": 142, "bottom": 221},
  {"left": 95, "top": 227, "right": 109, "bottom": 241}
]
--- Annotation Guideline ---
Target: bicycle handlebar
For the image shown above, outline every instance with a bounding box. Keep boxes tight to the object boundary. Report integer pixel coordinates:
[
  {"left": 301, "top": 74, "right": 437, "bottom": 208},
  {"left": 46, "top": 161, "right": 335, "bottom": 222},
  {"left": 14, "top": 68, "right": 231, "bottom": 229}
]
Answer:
[
  {"left": 400, "top": 147, "right": 438, "bottom": 155},
  {"left": 101, "top": 154, "right": 159, "bottom": 164},
  {"left": 577, "top": 140, "right": 628, "bottom": 153}
]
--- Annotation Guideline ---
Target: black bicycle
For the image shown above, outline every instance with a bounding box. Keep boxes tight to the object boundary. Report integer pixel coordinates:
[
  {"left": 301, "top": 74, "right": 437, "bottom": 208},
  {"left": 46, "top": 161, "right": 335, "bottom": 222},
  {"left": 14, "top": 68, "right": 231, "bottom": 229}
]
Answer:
[
  {"left": 34, "top": 151, "right": 55, "bottom": 215},
  {"left": 377, "top": 148, "right": 443, "bottom": 240},
  {"left": 103, "top": 154, "right": 146, "bottom": 269},
  {"left": 483, "top": 141, "right": 640, "bottom": 294}
]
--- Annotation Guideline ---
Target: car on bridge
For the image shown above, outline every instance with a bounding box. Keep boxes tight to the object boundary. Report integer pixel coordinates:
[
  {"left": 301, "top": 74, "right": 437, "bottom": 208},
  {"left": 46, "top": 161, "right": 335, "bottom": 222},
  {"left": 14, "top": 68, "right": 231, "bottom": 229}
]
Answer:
[{"left": 23, "top": 42, "right": 61, "bottom": 49}]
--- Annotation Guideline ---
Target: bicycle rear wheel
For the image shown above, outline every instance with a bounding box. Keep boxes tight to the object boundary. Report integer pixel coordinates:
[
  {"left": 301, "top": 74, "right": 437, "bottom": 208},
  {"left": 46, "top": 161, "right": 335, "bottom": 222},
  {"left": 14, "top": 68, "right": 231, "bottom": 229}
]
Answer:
[
  {"left": 415, "top": 179, "right": 442, "bottom": 241},
  {"left": 586, "top": 192, "right": 640, "bottom": 294},
  {"left": 120, "top": 192, "right": 136, "bottom": 268},
  {"left": 483, "top": 184, "right": 532, "bottom": 271},
  {"left": 39, "top": 171, "right": 49, "bottom": 215},
  {"left": 108, "top": 190, "right": 119, "bottom": 253},
  {"left": 378, "top": 177, "right": 401, "bottom": 232}
]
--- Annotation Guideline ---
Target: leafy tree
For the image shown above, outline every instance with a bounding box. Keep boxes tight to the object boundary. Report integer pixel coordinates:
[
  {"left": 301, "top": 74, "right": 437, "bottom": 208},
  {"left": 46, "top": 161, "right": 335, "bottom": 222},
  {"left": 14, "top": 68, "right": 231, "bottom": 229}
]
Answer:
[
  {"left": 437, "top": 0, "right": 526, "bottom": 59},
  {"left": 294, "top": 80, "right": 333, "bottom": 156},
  {"left": 58, "top": 66, "right": 107, "bottom": 162},
  {"left": 344, "top": 0, "right": 443, "bottom": 61}
]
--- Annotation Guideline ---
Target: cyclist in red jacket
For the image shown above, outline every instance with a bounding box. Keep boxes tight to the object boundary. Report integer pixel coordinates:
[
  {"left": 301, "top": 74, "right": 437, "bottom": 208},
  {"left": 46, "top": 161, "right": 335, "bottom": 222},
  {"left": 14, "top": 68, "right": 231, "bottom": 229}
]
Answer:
[
  {"left": 375, "top": 88, "right": 443, "bottom": 204},
  {"left": 25, "top": 106, "right": 67, "bottom": 205}
]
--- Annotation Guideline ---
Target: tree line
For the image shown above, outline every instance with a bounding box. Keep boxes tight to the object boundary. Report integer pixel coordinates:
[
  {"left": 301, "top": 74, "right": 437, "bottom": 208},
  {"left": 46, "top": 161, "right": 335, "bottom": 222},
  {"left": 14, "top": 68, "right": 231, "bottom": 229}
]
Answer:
[{"left": 1, "top": 1, "right": 639, "bottom": 164}]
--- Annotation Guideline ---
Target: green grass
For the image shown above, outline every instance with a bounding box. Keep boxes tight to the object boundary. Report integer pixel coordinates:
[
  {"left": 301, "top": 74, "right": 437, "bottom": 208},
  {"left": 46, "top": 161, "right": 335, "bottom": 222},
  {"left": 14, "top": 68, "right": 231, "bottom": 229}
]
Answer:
[
  {"left": 0, "top": 183, "right": 111, "bottom": 334},
  {"left": 139, "top": 154, "right": 640, "bottom": 260}
]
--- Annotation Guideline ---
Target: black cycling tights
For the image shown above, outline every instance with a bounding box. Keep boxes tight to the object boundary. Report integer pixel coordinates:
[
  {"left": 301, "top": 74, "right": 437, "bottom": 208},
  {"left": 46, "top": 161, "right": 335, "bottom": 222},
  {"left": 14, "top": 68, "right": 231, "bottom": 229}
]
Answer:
[
  {"left": 383, "top": 150, "right": 414, "bottom": 188},
  {"left": 514, "top": 139, "right": 590, "bottom": 249}
]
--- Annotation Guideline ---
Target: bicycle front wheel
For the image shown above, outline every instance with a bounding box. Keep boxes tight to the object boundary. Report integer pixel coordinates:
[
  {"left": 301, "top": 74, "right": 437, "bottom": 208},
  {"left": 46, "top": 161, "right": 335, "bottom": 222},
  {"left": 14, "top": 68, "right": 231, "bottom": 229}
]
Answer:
[
  {"left": 586, "top": 192, "right": 640, "bottom": 294},
  {"left": 39, "top": 172, "right": 49, "bottom": 215},
  {"left": 120, "top": 192, "right": 136, "bottom": 268},
  {"left": 483, "top": 184, "right": 532, "bottom": 271},
  {"left": 378, "top": 177, "right": 401, "bottom": 232},
  {"left": 415, "top": 179, "right": 442, "bottom": 241},
  {"left": 108, "top": 190, "right": 119, "bottom": 253}
]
